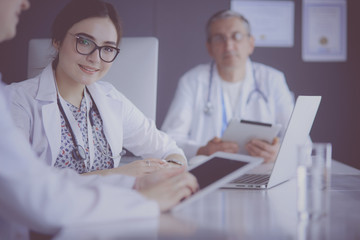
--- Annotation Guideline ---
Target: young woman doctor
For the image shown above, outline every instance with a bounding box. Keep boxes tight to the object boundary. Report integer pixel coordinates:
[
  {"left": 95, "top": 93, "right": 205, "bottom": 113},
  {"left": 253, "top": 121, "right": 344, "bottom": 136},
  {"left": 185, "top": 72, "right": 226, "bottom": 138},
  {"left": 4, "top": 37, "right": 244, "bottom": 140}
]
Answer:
[
  {"left": 1, "top": 0, "right": 198, "bottom": 238},
  {"left": 6, "top": 0, "right": 186, "bottom": 176}
]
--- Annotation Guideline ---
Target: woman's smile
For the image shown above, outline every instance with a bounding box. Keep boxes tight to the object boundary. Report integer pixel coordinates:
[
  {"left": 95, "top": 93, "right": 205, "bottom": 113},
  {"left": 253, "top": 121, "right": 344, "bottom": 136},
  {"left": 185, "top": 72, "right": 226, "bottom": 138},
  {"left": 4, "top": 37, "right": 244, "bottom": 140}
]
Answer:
[{"left": 78, "top": 64, "right": 100, "bottom": 74}]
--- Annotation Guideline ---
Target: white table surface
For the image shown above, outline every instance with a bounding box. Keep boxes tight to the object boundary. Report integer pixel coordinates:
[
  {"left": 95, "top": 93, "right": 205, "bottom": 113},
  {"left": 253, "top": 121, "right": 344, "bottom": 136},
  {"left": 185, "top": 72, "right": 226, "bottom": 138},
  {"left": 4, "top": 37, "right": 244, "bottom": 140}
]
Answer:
[{"left": 49, "top": 160, "right": 360, "bottom": 240}]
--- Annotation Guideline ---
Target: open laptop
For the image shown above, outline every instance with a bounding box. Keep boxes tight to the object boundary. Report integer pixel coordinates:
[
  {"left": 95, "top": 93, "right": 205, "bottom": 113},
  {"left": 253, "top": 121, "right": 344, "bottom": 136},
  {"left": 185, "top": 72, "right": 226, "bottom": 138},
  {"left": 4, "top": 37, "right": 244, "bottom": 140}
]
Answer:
[{"left": 224, "top": 95, "right": 321, "bottom": 189}]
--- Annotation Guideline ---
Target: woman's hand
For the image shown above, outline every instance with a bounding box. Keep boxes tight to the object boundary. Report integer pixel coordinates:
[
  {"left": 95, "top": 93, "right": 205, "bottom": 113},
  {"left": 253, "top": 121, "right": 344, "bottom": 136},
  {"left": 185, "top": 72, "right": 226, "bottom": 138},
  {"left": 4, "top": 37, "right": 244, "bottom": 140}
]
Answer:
[
  {"left": 134, "top": 167, "right": 199, "bottom": 212},
  {"left": 82, "top": 158, "right": 168, "bottom": 177},
  {"left": 114, "top": 159, "right": 169, "bottom": 177},
  {"left": 245, "top": 137, "right": 280, "bottom": 163}
]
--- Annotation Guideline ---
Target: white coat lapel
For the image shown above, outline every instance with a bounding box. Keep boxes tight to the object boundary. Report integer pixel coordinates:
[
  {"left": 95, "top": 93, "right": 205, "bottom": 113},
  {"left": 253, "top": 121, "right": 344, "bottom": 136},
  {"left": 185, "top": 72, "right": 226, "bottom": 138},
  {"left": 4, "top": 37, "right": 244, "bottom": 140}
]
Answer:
[
  {"left": 36, "top": 65, "right": 61, "bottom": 166},
  {"left": 87, "top": 83, "right": 123, "bottom": 167},
  {"left": 42, "top": 103, "right": 61, "bottom": 166},
  {"left": 213, "top": 68, "right": 224, "bottom": 137}
]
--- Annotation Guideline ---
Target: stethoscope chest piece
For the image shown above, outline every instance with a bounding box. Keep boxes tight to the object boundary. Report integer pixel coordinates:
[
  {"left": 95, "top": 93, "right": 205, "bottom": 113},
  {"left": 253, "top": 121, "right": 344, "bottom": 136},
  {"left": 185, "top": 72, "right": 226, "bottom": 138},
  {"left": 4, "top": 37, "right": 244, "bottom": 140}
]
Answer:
[
  {"left": 72, "top": 144, "right": 86, "bottom": 161},
  {"left": 204, "top": 101, "right": 214, "bottom": 115}
]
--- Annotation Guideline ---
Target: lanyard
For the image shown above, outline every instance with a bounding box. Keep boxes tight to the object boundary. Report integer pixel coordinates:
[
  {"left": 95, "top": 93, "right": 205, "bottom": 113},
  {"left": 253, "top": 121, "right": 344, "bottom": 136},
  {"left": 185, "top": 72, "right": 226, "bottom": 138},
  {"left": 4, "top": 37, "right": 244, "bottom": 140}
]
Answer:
[{"left": 84, "top": 90, "right": 96, "bottom": 168}]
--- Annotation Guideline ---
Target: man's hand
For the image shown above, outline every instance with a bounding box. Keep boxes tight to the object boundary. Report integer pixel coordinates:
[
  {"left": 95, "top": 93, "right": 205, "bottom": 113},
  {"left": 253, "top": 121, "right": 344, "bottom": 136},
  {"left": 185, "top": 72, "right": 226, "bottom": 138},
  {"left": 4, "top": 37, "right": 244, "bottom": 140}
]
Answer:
[
  {"left": 196, "top": 137, "right": 239, "bottom": 156},
  {"left": 245, "top": 137, "right": 280, "bottom": 163}
]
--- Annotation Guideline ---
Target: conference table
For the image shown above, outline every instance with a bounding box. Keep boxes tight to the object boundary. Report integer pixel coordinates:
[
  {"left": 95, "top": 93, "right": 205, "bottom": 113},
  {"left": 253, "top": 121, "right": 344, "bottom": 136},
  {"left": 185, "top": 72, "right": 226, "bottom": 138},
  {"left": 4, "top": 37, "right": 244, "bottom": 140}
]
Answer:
[{"left": 32, "top": 160, "right": 360, "bottom": 240}]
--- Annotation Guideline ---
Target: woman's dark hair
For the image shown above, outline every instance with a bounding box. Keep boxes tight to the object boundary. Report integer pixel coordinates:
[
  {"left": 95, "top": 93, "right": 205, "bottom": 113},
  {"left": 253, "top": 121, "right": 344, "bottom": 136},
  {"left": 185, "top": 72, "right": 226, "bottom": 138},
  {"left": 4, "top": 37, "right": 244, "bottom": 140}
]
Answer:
[{"left": 51, "top": 0, "right": 122, "bottom": 67}]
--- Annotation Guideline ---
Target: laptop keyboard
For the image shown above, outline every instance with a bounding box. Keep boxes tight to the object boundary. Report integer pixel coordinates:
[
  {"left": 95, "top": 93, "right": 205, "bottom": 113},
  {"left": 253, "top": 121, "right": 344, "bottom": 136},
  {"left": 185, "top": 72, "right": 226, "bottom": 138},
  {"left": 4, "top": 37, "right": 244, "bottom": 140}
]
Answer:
[{"left": 231, "top": 174, "right": 270, "bottom": 185}]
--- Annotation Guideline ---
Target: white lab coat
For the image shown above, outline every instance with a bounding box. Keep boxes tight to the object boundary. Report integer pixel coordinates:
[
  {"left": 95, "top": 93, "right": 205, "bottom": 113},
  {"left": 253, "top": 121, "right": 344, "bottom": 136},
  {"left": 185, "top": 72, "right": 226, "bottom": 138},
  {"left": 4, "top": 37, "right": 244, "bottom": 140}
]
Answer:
[
  {"left": 0, "top": 81, "right": 159, "bottom": 240},
  {"left": 162, "top": 60, "right": 294, "bottom": 158},
  {"left": 6, "top": 64, "right": 184, "bottom": 168}
]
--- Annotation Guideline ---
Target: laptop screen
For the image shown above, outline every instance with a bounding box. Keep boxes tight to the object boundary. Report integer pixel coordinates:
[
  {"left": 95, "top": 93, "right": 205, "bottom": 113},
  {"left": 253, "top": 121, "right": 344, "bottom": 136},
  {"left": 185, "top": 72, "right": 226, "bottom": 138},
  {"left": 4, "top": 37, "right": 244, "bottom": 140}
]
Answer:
[{"left": 190, "top": 157, "right": 248, "bottom": 189}]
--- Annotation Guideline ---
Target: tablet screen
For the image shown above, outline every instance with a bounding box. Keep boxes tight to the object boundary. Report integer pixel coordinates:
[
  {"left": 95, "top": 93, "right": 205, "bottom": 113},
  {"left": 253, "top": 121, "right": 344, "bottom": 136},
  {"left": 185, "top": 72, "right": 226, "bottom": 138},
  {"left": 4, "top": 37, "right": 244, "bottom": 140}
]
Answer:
[{"left": 190, "top": 157, "right": 248, "bottom": 189}]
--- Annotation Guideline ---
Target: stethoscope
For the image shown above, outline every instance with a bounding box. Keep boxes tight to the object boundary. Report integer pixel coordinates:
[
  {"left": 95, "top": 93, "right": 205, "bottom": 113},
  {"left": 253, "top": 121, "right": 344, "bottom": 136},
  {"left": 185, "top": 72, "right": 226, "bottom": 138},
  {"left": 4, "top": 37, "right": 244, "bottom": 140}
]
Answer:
[
  {"left": 56, "top": 88, "right": 125, "bottom": 162},
  {"left": 203, "top": 61, "right": 268, "bottom": 116}
]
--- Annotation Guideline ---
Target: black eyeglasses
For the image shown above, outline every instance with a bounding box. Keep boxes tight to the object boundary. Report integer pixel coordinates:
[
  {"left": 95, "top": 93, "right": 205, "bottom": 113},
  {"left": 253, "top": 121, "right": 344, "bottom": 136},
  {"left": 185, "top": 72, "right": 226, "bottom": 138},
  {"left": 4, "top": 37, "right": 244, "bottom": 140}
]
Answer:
[{"left": 69, "top": 33, "right": 120, "bottom": 63}]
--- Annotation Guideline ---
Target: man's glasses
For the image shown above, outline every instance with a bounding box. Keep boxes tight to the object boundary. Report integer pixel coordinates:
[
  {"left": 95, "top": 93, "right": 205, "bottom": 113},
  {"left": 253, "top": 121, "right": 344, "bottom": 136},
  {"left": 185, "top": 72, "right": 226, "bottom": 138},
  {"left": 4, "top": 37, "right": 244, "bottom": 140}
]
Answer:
[
  {"left": 209, "top": 32, "right": 248, "bottom": 45},
  {"left": 70, "top": 33, "right": 120, "bottom": 63}
]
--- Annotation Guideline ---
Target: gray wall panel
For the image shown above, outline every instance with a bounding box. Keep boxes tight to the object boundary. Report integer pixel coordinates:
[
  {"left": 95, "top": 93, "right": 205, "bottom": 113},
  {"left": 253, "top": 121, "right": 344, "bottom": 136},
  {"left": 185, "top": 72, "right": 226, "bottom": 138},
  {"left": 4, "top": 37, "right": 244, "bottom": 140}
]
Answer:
[{"left": 155, "top": 0, "right": 227, "bottom": 121}]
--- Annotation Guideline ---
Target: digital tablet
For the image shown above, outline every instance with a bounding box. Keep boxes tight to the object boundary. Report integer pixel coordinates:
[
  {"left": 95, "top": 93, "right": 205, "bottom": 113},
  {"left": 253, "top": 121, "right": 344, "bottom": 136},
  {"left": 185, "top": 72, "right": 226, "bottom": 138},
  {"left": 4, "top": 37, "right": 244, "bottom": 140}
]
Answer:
[
  {"left": 171, "top": 152, "right": 263, "bottom": 212},
  {"left": 222, "top": 119, "right": 282, "bottom": 154}
]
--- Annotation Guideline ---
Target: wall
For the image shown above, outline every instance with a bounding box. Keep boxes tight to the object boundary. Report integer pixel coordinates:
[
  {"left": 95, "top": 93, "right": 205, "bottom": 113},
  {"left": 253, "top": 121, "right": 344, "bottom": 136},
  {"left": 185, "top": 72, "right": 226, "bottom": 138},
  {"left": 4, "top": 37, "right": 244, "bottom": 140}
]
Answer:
[{"left": 0, "top": 0, "right": 359, "bottom": 169}]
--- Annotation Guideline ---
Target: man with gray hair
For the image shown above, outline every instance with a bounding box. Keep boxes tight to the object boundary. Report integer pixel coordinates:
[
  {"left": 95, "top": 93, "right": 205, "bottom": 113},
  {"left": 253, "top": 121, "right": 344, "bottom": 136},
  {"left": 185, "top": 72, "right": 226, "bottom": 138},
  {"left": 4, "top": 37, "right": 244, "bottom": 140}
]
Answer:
[{"left": 162, "top": 9, "right": 294, "bottom": 163}]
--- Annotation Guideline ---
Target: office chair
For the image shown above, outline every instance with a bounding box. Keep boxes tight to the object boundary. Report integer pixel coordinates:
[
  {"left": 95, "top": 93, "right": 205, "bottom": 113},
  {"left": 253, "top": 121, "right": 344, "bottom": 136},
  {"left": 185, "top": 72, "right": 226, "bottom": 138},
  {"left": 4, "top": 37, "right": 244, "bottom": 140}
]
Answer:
[{"left": 27, "top": 37, "right": 159, "bottom": 121}]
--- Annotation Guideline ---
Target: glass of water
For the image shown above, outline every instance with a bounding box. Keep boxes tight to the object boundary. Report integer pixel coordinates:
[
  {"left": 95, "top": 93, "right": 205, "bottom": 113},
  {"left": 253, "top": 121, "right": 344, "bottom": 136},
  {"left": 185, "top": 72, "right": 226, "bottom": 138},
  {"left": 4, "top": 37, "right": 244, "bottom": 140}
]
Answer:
[{"left": 297, "top": 143, "right": 332, "bottom": 221}]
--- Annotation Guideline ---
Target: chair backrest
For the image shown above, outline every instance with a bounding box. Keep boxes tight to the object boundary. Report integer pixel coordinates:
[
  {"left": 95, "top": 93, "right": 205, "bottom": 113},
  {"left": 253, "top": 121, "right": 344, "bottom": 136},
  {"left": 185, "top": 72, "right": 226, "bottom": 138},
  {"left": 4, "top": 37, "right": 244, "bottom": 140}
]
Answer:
[{"left": 28, "top": 37, "right": 158, "bottom": 121}]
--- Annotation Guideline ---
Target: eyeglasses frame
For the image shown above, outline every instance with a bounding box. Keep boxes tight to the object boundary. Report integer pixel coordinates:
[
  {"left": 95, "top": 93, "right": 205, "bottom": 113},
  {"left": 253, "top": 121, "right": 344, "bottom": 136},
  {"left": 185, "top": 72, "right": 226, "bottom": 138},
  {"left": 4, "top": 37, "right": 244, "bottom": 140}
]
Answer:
[{"left": 69, "top": 33, "right": 120, "bottom": 63}]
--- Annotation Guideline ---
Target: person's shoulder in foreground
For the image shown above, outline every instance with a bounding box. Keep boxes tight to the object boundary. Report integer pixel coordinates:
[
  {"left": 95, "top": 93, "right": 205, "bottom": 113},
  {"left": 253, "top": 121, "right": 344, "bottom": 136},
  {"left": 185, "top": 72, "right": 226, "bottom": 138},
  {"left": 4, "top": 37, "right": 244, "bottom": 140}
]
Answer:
[{"left": 0, "top": 0, "right": 199, "bottom": 238}]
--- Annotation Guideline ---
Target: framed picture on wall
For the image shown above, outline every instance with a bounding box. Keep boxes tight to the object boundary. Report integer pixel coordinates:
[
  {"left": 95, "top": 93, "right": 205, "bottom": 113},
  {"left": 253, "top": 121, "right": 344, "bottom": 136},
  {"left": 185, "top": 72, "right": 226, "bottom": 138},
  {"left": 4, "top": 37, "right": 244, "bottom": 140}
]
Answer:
[
  {"left": 231, "top": 0, "right": 295, "bottom": 47},
  {"left": 302, "top": 0, "right": 347, "bottom": 62}
]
